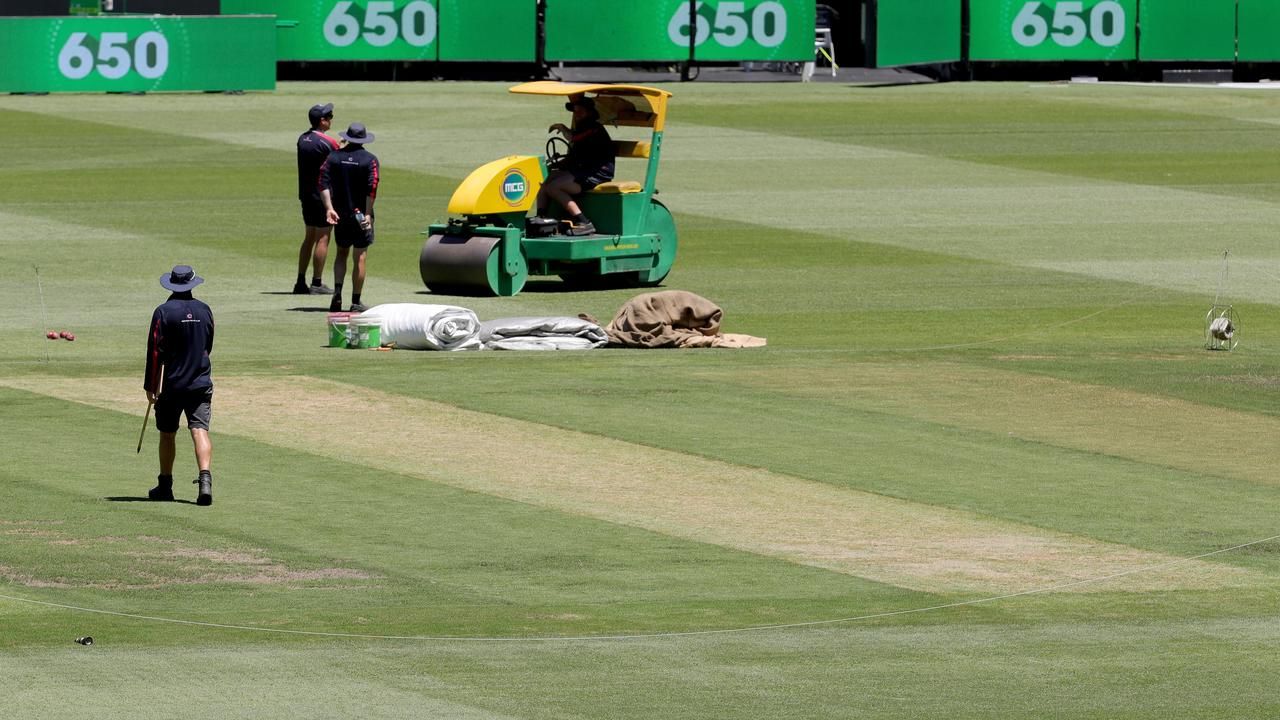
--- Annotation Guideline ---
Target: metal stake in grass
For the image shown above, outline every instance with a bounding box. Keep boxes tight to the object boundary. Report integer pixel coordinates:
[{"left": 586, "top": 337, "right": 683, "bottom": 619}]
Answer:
[
  {"left": 34, "top": 265, "right": 50, "bottom": 364},
  {"left": 1205, "top": 250, "right": 1239, "bottom": 351}
]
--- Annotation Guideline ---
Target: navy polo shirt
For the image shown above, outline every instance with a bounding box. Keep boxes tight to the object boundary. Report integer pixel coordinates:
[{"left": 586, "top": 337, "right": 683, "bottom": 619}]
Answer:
[
  {"left": 320, "top": 145, "right": 380, "bottom": 218},
  {"left": 144, "top": 295, "right": 214, "bottom": 393},
  {"left": 298, "top": 129, "right": 339, "bottom": 200}
]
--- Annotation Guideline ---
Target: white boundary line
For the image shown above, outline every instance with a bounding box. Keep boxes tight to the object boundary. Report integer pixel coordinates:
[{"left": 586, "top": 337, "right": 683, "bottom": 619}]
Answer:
[
  {"left": 1035, "top": 81, "right": 1280, "bottom": 91},
  {"left": 2, "top": 533, "right": 1276, "bottom": 643}
]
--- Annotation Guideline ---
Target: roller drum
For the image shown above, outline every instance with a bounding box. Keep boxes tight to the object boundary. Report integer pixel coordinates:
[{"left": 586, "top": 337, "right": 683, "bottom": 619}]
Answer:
[
  {"left": 420, "top": 234, "right": 501, "bottom": 295},
  {"left": 634, "top": 199, "right": 677, "bottom": 287}
]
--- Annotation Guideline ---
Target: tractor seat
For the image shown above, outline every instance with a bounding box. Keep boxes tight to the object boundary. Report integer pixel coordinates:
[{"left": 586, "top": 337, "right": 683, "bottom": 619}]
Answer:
[{"left": 590, "top": 181, "right": 643, "bottom": 194}]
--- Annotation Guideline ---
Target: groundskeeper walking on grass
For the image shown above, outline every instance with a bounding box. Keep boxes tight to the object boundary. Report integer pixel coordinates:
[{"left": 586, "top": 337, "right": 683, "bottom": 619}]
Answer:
[
  {"left": 295, "top": 102, "right": 339, "bottom": 296},
  {"left": 145, "top": 265, "right": 215, "bottom": 506},
  {"left": 321, "top": 122, "right": 379, "bottom": 313}
]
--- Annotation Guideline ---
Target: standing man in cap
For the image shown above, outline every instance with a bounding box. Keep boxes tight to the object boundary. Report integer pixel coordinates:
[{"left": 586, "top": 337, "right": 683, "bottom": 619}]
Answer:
[
  {"left": 294, "top": 102, "right": 339, "bottom": 295},
  {"left": 321, "top": 122, "right": 380, "bottom": 313},
  {"left": 144, "top": 265, "right": 215, "bottom": 506}
]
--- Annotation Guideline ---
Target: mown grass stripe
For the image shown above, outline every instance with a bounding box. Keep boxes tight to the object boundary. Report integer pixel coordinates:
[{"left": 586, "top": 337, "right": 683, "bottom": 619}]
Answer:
[
  {"left": 726, "top": 361, "right": 1280, "bottom": 488},
  {"left": 1, "top": 375, "right": 1262, "bottom": 596}
]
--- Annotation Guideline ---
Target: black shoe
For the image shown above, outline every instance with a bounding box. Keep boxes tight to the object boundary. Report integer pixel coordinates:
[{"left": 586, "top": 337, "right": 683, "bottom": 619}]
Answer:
[
  {"left": 526, "top": 216, "right": 559, "bottom": 237},
  {"left": 329, "top": 296, "right": 343, "bottom": 312},
  {"left": 292, "top": 282, "right": 310, "bottom": 295},
  {"left": 194, "top": 475, "right": 212, "bottom": 506},
  {"left": 349, "top": 302, "right": 368, "bottom": 313},
  {"left": 308, "top": 283, "right": 334, "bottom": 295},
  {"left": 565, "top": 220, "right": 596, "bottom": 237},
  {"left": 148, "top": 475, "right": 174, "bottom": 501}
]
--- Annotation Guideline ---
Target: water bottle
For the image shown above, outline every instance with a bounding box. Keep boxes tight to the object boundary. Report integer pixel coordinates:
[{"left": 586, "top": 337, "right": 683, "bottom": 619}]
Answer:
[{"left": 354, "top": 209, "right": 366, "bottom": 225}]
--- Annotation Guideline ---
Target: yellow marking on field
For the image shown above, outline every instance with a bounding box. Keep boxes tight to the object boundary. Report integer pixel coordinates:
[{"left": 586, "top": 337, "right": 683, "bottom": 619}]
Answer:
[
  {"left": 0, "top": 375, "right": 1262, "bottom": 595},
  {"left": 728, "top": 363, "right": 1280, "bottom": 487}
]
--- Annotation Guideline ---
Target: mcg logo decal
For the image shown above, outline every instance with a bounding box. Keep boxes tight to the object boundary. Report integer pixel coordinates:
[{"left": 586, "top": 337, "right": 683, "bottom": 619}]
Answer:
[{"left": 501, "top": 169, "right": 528, "bottom": 206}]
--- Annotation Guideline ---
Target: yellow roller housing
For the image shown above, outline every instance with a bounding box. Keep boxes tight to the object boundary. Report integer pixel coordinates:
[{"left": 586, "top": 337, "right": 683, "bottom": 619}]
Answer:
[{"left": 446, "top": 155, "right": 544, "bottom": 217}]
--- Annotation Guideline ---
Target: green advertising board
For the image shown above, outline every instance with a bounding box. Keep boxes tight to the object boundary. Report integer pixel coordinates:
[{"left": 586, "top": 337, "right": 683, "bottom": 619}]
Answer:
[
  {"left": 0, "top": 16, "right": 275, "bottom": 93},
  {"left": 1239, "top": 0, "right": 1280, "bottom": 62},
  {"left": 969, "top": 0, "right": 1137, "bottom": 61},
  {"left": 69, "top": 0, "right": 101, "bottom": 16},
  {"left": 875, "top": 0, "right": 961, "bottom": 67},
  {"left": 222, "top": 0, "right": 439, "bottom": 60},
  {"left": 545, "top": 0, "right": 689, "bottom": 61},
  {"left": 690, "top": 0, "right": 815, "bottom": 62},
  {"left": 1137, "top": 0, "right": 1234, "bottom": 61},
  {"left": 221, "top": 0, "right": 535, "bottom": 61},
  {"left": 439, "top": 0, "right": 535, "bottom": 61},
  {"left": 546, "top": 0, "right": 813, "bottom": 62}
]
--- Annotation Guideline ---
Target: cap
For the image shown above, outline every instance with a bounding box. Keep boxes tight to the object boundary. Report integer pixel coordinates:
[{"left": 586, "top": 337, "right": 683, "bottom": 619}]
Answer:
[
  {"left": 308, "top": 103, "right": 334, "bottom": 125},
  {"left": 564, "top": 96, "right": 596, "bottom": 113}
]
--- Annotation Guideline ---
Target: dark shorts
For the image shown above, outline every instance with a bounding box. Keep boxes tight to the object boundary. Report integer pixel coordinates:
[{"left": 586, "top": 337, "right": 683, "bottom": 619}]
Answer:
[
  {"left": 155, "top": 387, "right": 213, "bottom": 433},
  {"left": 334, "top": 217, "right": 373, "bottom": 249},
  {"left": 573, "top": 171, "right": 612, "bottom": 192},
  {"left": 300, "top": 196, "right": 329, "bottom": 228}
]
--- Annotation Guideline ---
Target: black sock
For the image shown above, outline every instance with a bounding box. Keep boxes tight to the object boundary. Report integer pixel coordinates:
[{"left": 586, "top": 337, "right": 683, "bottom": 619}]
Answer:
[
  {"left": 156, "top": 474, "right": 173, "bottom": 485},
  {"left": 351, "top": 293, "right": 361, "bottom": 305},
  {"left": 334, "top": 283, "right": 343, "bottom": 298},
  {"left": 311, "top": 277, "right": 323, "bottom": 286},
  {"left": 296, "top": 273, "right": 306, "bottom": 287},
  {"left": 573, "top": 213, "right": 587, "bottom": 223}
]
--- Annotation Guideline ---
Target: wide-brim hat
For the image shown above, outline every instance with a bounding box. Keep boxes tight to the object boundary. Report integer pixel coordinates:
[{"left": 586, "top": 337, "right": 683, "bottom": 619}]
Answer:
[
  {"left": 340, "top": 122, "right": 375, "bottom": 144},
  {"left": 160, "top": 265, "right": 204, "bottom": 292}
]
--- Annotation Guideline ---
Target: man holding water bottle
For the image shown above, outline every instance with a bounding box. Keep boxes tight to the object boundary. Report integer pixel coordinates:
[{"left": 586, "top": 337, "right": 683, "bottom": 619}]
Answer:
[{"left": 321, "top": 122, "right": 380, "bottom": 313}]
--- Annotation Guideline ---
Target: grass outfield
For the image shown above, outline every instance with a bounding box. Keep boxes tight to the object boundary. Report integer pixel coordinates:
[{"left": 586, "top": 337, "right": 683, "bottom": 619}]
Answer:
[{"left": 2, "top": 80, "right": 1280, "bottom": 718}]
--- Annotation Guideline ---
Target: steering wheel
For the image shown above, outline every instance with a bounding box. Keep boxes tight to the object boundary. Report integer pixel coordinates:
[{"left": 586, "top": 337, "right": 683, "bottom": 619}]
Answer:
[{"left": 545, "top": 136, "right": 570, "bottom": 168}]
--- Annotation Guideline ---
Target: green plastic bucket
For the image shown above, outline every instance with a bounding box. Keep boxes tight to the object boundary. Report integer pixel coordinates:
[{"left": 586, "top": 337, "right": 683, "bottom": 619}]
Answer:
[
  {"left": 350, "top": 317, "right": 382, "bottom": 349},
  {"left": 327, "top": 312, "right": 352, "bottom": 348}
]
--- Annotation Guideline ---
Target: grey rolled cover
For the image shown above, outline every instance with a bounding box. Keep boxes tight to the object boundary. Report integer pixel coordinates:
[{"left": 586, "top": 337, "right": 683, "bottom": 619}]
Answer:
[{"left": 480, "top": 316, "right": 608, "bottom": 350}]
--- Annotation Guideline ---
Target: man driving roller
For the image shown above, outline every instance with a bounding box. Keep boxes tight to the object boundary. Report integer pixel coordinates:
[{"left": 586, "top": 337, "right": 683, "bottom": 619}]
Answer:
[{"left": 533, "top": 95, "right": 615, "bottom": 237}]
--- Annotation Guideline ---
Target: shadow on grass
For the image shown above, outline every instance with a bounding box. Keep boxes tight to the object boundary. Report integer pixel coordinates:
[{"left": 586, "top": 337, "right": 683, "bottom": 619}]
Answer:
[
  {"left": 106, "top": 496, "right": 199, "bottom": 505},
  {"left": 285, "top": 307, "right": 332, "bottom": 313},
  {"left": 520, "top": 280, "right": 585, "bottom": 294},
  {"left": 413, "top": 278, "right": 639, "bottom": 296}
]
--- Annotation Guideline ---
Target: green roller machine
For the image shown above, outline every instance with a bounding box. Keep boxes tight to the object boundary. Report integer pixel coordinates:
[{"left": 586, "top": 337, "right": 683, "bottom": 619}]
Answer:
[{"left": 420, "top": 82, "right": 676, "bottom": 296}]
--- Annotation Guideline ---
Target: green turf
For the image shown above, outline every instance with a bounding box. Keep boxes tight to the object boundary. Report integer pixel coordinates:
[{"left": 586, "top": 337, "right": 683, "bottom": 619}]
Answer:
[{"left": 2, "top": 81, "right": 1279, "bottom": 718}]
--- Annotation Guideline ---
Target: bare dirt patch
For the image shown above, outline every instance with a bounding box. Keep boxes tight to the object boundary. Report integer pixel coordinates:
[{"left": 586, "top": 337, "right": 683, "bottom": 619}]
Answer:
[
  {"left": 2, "top": 528, "right": 64, "bottom": 539},
  {"left": 0, "top": 375, "right": 1263, "bottom": 596},
  {"left": 992, "top": 354, "right": 1061, "bottom": 361},
  {"left": 1211, "top": 373, "right": 1280, "bottom": 389},
  {"left": 0, "top": 526, "right": 377, "bottom": 589},
  {"left": 0, "top": 519, "right": 65, "bottom": 526}
]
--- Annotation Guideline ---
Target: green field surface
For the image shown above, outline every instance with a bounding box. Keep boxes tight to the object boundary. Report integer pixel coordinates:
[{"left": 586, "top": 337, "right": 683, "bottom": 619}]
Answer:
[{"left": 2, "top": 81, "right": 1280, "bottom": 719}]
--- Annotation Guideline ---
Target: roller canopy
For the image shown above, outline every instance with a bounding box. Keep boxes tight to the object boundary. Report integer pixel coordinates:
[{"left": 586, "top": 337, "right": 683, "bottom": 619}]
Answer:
[{"left": 509, "top": 81, "right": 672, "bottom": 131}]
